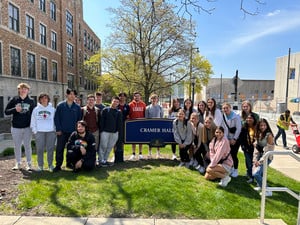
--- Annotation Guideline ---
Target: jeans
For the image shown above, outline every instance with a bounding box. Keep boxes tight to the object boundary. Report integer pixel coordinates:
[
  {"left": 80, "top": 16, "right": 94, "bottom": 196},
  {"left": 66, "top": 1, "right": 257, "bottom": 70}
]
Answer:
[
  {"left": 275, "top": 125, "right": 287, "bottom": 147},
  {"left": 243, "top": 150, "right": 253, "bottom": 178},
  {"left": 253, "top": 159, "right": 271, "bottom": 188}
]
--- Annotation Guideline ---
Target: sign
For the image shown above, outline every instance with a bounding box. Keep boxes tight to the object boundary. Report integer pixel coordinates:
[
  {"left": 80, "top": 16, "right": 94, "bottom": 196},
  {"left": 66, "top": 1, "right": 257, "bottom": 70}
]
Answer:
[{"left": 125, "top": 119, "right": 175, "bottom": 145}]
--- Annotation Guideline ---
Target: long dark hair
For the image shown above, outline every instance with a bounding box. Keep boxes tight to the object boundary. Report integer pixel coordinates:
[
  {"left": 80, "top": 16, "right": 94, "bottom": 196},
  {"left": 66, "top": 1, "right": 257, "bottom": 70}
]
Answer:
[
  {"left": 244, "top": 113, "right": 257, "bottom": 129},
  {"left": 206, "top": 98, "right": 217, "bottom": 117},
  {"left": 184, "top": 98, "right": 193, "bottom": 119},
  {"left": 255, "top": 118, "right": 273, "bottom": 140}
]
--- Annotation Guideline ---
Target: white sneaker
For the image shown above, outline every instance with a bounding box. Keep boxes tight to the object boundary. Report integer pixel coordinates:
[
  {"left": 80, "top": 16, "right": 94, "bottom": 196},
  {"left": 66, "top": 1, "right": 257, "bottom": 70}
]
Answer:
[
  {"left": 188, "top": 159, "right": 194, "bottom": 167},
  {"left": 138, "top": 154, "right": 143, "bottom": 160},
  {"left": 172, "top": 154, "right": 177, "bottom": 160},
  {"left": 260, "top": 191, "right": 272, "bottom": 197},
  {"left": 12, "top": 163, "right": 21, "bottom": 170},
  {"left": 253, "top": 186, "right": 261, "bottom": 191},
  {"left": 49, "top": 165, "right": 54, "bottom": 172},
  {"left": 36, "top": 166, "right": 43, "bottom": 172},
  {"left": 231, "top": 169, "right": 238, "bottom": 178},
  {"left": 219, "top": 176, "right": 231, "bottom": 187},
  {"left": 178, "top": 162, "right": 185, "bottom": 167},
  {"left": 147, "top": 154, "right": 152, "bottom": 159},
  {"left": 129, "top": 154, "right": 136, "bottom": 160},
  {"left": 193, "top": 161, "right": 199, "bottom": 168},
  {"left": 156, "top": 153, "right": 161, "bottom": 159},
  {"left": 26, "top": 164, "right": 32, "bottom": 171},
  {"left": 198, "top": 166, "right": 205, "bottom": 174}
]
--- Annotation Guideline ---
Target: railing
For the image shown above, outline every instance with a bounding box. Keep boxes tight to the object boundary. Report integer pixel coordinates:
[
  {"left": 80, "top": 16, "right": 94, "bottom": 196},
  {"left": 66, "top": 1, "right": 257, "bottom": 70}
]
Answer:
[{"left": 260, "top": 150, "right": 300, "bottom": 225}]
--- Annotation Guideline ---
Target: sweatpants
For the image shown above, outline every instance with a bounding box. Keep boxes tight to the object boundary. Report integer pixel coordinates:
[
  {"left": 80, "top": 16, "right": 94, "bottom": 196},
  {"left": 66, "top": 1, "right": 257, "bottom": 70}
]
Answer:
[
  {"left": 99, "top": 131, "right": 119, "bottom": 162},
  {"left": 11, "top": 127, "right": 32, "bottom": 165},
  {"left": 35, "top": 131, "right": 56, "bottom": 168}
]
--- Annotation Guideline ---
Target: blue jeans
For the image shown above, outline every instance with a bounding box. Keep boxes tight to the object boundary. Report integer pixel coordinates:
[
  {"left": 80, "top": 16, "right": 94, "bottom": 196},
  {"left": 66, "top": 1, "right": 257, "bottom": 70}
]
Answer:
[
  {"left": 253, "top": 159, "right": 271, "bottom": 188},
  {"left": 243, "top": 150, "right": 253, "bottom": 178},
  {"left": 275, "top": 125, "right": 287, "bottom": 147}
]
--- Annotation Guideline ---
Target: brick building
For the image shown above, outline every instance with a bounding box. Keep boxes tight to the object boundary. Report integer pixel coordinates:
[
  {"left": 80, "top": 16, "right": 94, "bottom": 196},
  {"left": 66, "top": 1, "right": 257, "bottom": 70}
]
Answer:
[{"left": 0, "top": 0, "right": 100, "bottom": 117}]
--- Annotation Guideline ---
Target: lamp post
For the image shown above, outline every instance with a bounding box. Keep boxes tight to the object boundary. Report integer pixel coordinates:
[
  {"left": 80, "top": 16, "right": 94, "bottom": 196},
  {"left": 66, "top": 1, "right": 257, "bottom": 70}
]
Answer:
[
  {"left": 191, "top": 76, "right": 196, "bottom": 104},
  {"left": 189, "top": 46, "right": 199, "bottom": 99}
]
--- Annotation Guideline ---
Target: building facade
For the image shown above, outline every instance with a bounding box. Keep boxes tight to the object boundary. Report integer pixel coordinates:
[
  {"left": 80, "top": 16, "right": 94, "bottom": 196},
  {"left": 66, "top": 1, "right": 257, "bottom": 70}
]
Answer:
[{"left": 0, "top": 0, "right": 100, "bottom": 117}]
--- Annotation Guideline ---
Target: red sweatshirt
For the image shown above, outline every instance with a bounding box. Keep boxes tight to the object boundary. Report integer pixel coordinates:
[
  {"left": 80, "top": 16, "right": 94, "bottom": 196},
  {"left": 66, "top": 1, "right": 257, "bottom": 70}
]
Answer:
[{"left": 128, "top": 100, "right": 146, "bottom": 119}]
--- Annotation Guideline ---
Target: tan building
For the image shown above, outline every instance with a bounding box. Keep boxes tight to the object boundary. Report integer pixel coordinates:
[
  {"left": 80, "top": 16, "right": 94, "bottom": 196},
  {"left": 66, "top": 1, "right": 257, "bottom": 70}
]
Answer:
[
  {"left": 0, "top": 0, "right": 100, "bottom": 117},
  {"left": 275, "top": 51, "right": 300, "bottom": 114}
]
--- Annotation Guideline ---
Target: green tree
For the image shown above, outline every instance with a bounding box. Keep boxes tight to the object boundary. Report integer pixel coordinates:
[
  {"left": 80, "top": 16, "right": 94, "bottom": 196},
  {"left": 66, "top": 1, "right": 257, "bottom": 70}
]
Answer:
[{"left": 102, "top": 0, "right": 212, "bottom": 102}]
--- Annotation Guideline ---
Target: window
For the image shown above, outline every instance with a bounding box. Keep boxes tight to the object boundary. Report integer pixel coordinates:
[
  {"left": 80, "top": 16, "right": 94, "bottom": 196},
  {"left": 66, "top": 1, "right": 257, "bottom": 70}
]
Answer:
[
  {"left": 52, "top": 61, "right": 57, "bottom": 82},
  {"left": 50, "top": 2, "right": 56, "bottom": 21},
  {"left": 26, "top": 15, "right": 34, "bottom": 40},
  {"left": 66, "top": 43, "right": 73, "bottom": 66},
  {"left": 289, "top": 68, "right": 295, "bottom": 79},
  {"left": 51, "top": 31, "right": 57, "bottom": 50},
  {"left": 10, "top": 47, "right": 21, "bottom": 76},
  {"left": 40, "top": 24, "right": 46, "bottom": 45},
  {"left": 83, "top": 30, "right": 87, "bottom": 47},
  {"left": 39, "top": 0, "right": 46, "bottom": 12},
  {"left": 66, "top": 11, "right": 73, "bottom": 37},
  {"left": 67, "top": 74, "right": 74, "bottom": 89},
  {"left": 0, "top": 43, "right": 2, "bottom": 75},
  {"left": 27, "top": 53, "right": 36, "bottom": 79},
  {"left": 8, "top": 3, "right": 19, "bottom": 32},
  {"left": 41, "top": 58, "right": 47, "bottom": 80}
]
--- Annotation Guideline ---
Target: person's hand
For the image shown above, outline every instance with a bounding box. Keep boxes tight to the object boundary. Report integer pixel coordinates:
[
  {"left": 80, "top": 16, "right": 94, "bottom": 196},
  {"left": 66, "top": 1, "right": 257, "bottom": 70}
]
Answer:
[
  {"left": 80, "top": 146, "right": 86, "bottom": 155},
  {"left": 75, "top": 160, "right": 83, "bottom": 169},
  {"left": 15, "top": 103, "right": 22, "bottom": 112},
  {"left": 56, "top": 131, "right": 62, "bottom": 136},
  {"left": 230, "top": 139, "right": 236, "bottom": 145}
]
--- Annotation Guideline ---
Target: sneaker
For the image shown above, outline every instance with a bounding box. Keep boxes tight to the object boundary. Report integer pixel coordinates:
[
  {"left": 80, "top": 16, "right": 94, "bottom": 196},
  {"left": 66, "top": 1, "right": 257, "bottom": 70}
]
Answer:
[
  {"left": 260, "top": 191, "right": 273, "bottom": 197},
  {"left": 101, "top": 161, "right": 109, "bottom": 167},
  {"left": 172, "top": 154, "right": 177, "bottom": 160},
  {"left": 49, "top": 165, "right": 54, "bottom": 172},
  {"left": 156, "top": 153, "right": 162, "bottom": 159},
  {"left": 178, "top": 162, "right": 185, "bottom": 167},
  {"left": 246, "top": 178, "right": 254, "bottom": 183},
  {"left": 26, "top": 164, "right": 32, "bottom": 171},
  {"left": 193, "top": 161, "right": 199, "bottom": 168},
  {"left": 52, "top": 166, "right": 61, "bottom": 172},
  {"left": 231, "top": 169, "right": 239, "bottom": 178},
  {"left": 12, "top": 163, "right": 21, "bottom": 170},
  {"left": 284, "top": 146, "right": 290, "bottom": 150},
  {"left": 253, "top": 186, "right": 261, "bottom": 191},
  {"left": 219, "top": 176, "right": 231, "bottom": 187},
  {"left": 188, "top": 159, "right": 194, "bottom": 167},
  {"left": 129, "top": 154, "right": 136, "bottom": 160},
  {"left": 198, "top": 166, "right": 205, "bottom": 174},
  {"left": 36, "top": 166, "right": 43, "bottom": 172},
  {"left": 138, "top": 154, "right": 143, "bottom": 160},
  {"left": 147, "top": 154, "right": 152, "bottom": 159}
]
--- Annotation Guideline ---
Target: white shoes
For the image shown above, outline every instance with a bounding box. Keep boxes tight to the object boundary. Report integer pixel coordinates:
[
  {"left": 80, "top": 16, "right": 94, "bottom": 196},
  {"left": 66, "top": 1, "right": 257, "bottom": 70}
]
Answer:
[
  {"left": 178, "top": 162, "right": 185, "bottom": 167},
  {"left": 231, "top": 168, "right": 239, "bottom": 178},
  {"left": 12, "top": 163, "right": 21, "bottom": 170},
  {"left": 260, "top": 191, "right": 273, "bottom": 197},
  {"left": 198, "top": 166, "right": 205, "bottom": 174},
  {"left": 26, "top": 164, "right": 32, "bottom": 171},
  {"left": 219, "top": 175, "right": 231, "bottom": 187},
  {"left": 138, "top": 154, "right": 143, "bottom": 160},
  {"left": 129, "top": 154, "right": 136, "bottom": 160},
  {"left": 172, "top": 154, "right": 177, "bottom": 160},
  {"left": 253, "top": 186, "right": 261, "bottom": 191}
]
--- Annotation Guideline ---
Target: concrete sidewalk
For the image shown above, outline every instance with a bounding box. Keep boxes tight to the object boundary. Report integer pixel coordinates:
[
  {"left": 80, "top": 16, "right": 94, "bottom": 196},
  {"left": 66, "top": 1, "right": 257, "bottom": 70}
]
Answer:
[{"left": 0, "top": 216, "right": 287, "bottom": 225}]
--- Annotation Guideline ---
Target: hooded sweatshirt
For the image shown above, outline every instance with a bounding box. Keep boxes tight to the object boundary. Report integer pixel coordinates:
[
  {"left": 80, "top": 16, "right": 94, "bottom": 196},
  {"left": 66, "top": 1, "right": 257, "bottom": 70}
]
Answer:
[
  {"left": 30, "top": 103, "right": 56, "bottom": 134},
  {"left": 128, "top": 100, "right": 146, "bottom": 119}
]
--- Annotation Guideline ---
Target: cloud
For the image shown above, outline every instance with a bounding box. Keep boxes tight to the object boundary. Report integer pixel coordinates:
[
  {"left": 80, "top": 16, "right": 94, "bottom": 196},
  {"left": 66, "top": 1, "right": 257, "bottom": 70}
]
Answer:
[{"left": 266, "top": 10, "right": 280, "bottom": 17}]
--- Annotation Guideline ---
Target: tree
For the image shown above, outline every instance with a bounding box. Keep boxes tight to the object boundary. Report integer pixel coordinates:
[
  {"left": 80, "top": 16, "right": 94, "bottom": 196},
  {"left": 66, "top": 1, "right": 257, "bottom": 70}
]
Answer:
[{"left": 102, "top": 0, "right": 212, "bottom": 102}]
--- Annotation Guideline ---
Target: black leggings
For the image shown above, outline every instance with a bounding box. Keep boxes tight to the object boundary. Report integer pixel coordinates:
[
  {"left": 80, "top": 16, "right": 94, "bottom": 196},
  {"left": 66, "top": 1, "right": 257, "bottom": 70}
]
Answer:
[
  {"left": 230, "top": 141, "right": 240, "bottom": 169},
  {"left": 179, "top": 144, "right": 191, "bottom": 162}
]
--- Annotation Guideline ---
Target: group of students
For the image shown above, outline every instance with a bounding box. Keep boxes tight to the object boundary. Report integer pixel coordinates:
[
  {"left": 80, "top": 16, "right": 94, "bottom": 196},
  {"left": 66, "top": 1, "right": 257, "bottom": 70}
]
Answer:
[{"left": 171, "top": 98, "right": 280, "bottom": 195}]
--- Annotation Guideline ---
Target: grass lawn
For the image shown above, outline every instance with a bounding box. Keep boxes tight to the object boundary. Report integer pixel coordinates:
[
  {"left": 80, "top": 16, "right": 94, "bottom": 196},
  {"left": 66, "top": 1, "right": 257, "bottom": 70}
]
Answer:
[{"left": 0, "top": 145, "right": 299, "bottom": 225}]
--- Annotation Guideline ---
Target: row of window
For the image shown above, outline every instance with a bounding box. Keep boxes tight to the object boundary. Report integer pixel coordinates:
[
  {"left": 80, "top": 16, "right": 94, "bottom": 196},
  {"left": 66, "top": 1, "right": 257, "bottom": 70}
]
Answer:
[{"left": 9, "top": 2, "right": 99, "bottom": 54}]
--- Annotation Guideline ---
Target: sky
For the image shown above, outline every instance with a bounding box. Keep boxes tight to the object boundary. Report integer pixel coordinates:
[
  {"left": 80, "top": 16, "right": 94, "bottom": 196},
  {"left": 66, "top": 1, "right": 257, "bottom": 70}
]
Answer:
[{"left": 82, "top": 0, "right": 300, "bottom": 80}]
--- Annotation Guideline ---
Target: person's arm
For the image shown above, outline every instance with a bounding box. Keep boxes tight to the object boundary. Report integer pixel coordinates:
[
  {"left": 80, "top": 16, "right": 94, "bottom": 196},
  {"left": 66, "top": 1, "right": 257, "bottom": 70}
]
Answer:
[
  {"left": 183, "top": 121, "right": 193, "bottom": 146},
  {"left": 4, "top": 98, "right": 17, "bottom": 115},
  {"left": 172, "top": 120, "right": 182, "bottom": 144},
  {"left": 290, "top": 116, "right": 297, "bottom": 124},
  {"left": 30, "top": 108, "right": 37, "bottom": 134}
]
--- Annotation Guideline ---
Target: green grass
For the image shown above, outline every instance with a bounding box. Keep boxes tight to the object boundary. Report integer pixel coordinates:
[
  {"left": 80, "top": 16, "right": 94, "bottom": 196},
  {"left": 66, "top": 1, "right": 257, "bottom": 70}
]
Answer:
[{"left": 0, "top": 145, "right": 299, "bottom": 225}]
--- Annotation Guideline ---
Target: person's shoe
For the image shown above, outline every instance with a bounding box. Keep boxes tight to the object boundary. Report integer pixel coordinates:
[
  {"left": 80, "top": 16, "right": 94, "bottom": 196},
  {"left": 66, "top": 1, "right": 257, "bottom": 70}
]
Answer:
[
  {"left": 274, "top": 139, "right": 278, "bottom": 146},
  {"left": 26, "top": 164, "right": 32, "bottom": 171},
  {"left": 247, "top": 178, "right": 254, "bottom": 183},
  {"left": 260, "top": 191, "right": 272, "bottom": 197},
  {"left": 147, "top": 154, "right": 152, "bottom": 159},
  {"left": 284, "top": 146, "right": 290, "bottom": 150},
  {"left": 188, "top": 159, "right": 194, "bottom": 168},
  {"left": 172, "top": 154, "right": 177, "bottom": 160},
  {"left": 52, "top": 166, "right": 61, "bottom": 172},
  {"left": 49, "top": 165, "right": 54, "bottom": 172},
  {"left": 253, "top": 186, "right": 261, "bottom": 191},
  {"left": 138, "top": 154, "right": 144, "bottom": 160},
  {"left": 219, "top": 176, "right": 231, "bottom": 187},
  {"left": 101, "top": 161, "right": 109, "bottom": 167},
  {"left": 129, "top": 154, "right": 136, "bottom": 160},
  {"left": 156, "top": 153, "right": 162, "bottom": 159},
  {"left": 36, "top": 166, "right": 43, "bottom": 172},
  {"left": 231, "top": 169, "right": 239, "bottom": 178},
  {"left": 12, "top": 163, "right": 21, "bottom": 170},
  {"left": 193, "top": 161, "right": 199, "bottom": 168},
  {"left": 178, "top": 162, "right": 185, "bottom": 167},
  {"left": 198, "top": 166, "right": 205, "bottom": 174}
]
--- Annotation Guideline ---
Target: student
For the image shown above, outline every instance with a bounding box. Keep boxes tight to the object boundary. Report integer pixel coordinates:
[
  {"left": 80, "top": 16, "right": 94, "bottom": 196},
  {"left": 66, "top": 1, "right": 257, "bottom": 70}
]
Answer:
[
  {"left": 172, "top": 109, "right": 193, "bottom": 167},
  {"left": 5, "top": 83, "right": 35, "bottom": 171},
  {"left": 205, "top": 98, "right": 222, "bottom": 126},
  {"left": 253, "top": 118, "right": 275, "bottom": 197},
  {"left": 95, "top": 91, "right": 105, "bottom": 111},
  {"left": 183, "top": 98, "right": 196, "bottom": 120},
  {"left": 205, "top": 126, "right": 233, "bottom": 187},
  {"left": 53, "top": 88, "right": 82, "bottom": 172},
  {"left": 66, "top": 120, "right": 96, "bottom": 172},
  {"left": 168, "top": 98, "right": 181, "bottom": 160},
  {"left": 99, "top": 97, "right": 122, "bottom": 166},
  {"left": 145, "top": 94, "right": 164, "bottom": 158},
  {"left": 30, "top": 93, "right": 56, "bottom": 172},
  {"left": 197, "top": 101, "right": 207, "bottom": 124},
  {"left": 239, "top": 113, "right": 257, "bottom": 183},
  {"left": 240, "top": 100, "right": 259, "bottom": 126},
  {"left": 128, "top": 91, "right": 146, "bottom": 160}
]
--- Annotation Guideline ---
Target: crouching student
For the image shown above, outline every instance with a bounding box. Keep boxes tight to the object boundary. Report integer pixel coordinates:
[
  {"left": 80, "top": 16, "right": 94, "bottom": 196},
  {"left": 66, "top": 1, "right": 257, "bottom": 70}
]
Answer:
[
  {"left": 205, "top": 126, "right": 233, "bottom": 187},
  {"left": 66, "top": 120, "right": 96, "bottom": 172},
  {"left": 252, "top": 118, "right": 275, "bottom": 197}
]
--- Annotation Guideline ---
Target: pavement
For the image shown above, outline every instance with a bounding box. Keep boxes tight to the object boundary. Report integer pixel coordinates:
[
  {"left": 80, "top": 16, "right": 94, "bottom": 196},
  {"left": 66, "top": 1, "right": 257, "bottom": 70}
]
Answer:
[{"left": 0, "top": 114, "right": 299, "bottom": 225}]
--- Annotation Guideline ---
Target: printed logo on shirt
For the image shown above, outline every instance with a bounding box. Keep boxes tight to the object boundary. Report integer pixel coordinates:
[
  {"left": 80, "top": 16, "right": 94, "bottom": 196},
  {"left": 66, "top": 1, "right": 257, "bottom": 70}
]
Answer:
[
  {"left": 38, "top": 110, "right": 51, "bottom": 119},
  {"left": 75, "top": 139, "right": 87, "bottom": 148},
  {"left": 20, "top": 103, "right": 31, "bottom": 114},
  {"left": 132, "top": 107, "right": 144, "bottom": 112}
]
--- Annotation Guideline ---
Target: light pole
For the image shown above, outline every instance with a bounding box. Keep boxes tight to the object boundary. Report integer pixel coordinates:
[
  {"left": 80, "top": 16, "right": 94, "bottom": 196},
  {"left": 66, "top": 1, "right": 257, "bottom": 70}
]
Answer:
[
  {"left": 191, "top": 76, "right": 196, "bottom": 104},
  {"left": 189, "top": 46, "right": 199, "bottom": 99}
]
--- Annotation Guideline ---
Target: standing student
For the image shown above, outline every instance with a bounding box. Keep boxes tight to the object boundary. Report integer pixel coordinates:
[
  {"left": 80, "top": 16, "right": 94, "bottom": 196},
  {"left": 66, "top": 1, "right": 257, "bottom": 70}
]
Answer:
[
  {"left": 5, "top": 83, "right": 35, "bottom": 171},
  {"left": 183, "top": 98, "right": 196, "bottom": 120},
  {"left": 53, "top": 88, "right": 82, "bottom": 172},
  {"left": 128, "top": 91, "right": 146, "bottom": 160},
  {"left": 274, "top": 109, "right": 296, "bottom": 149},
  {"left": 99, "top": 97, "right": 122, "bottom": 166},
  {"left": 240, "top": 100, "right": 259, "bottom": 126},
  {"left": 145, "top": 94, "right": 164, "bottom": 158},
  {"left": 205, "top": 98, "right": 222, "bottom": 126},
  {"left": 30, "top": 93, "right": 56, "bottom": 172},
  {"left": 172, "top": 109, "right": 193, "bottom": 167},
  {"left": 221, "top": 102, "right": 242, "bottom": 178},
  {"left": 197, "top": 101, "right": 207, "bottom": 124},
  {"left": 66, "top": 120, "right": 96, "bottom": 172},
  {"left": 205, "top": 126, "right": 233, "bottom": 187},
  {"left": 95, "top": 91, "right": 105, "bottom": 111},
  {"left": 168, "top": 98, "right": 181, "bottom": 160},
  {"left": 253, "top": 118, "right": 275, "bottom": 197}
]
